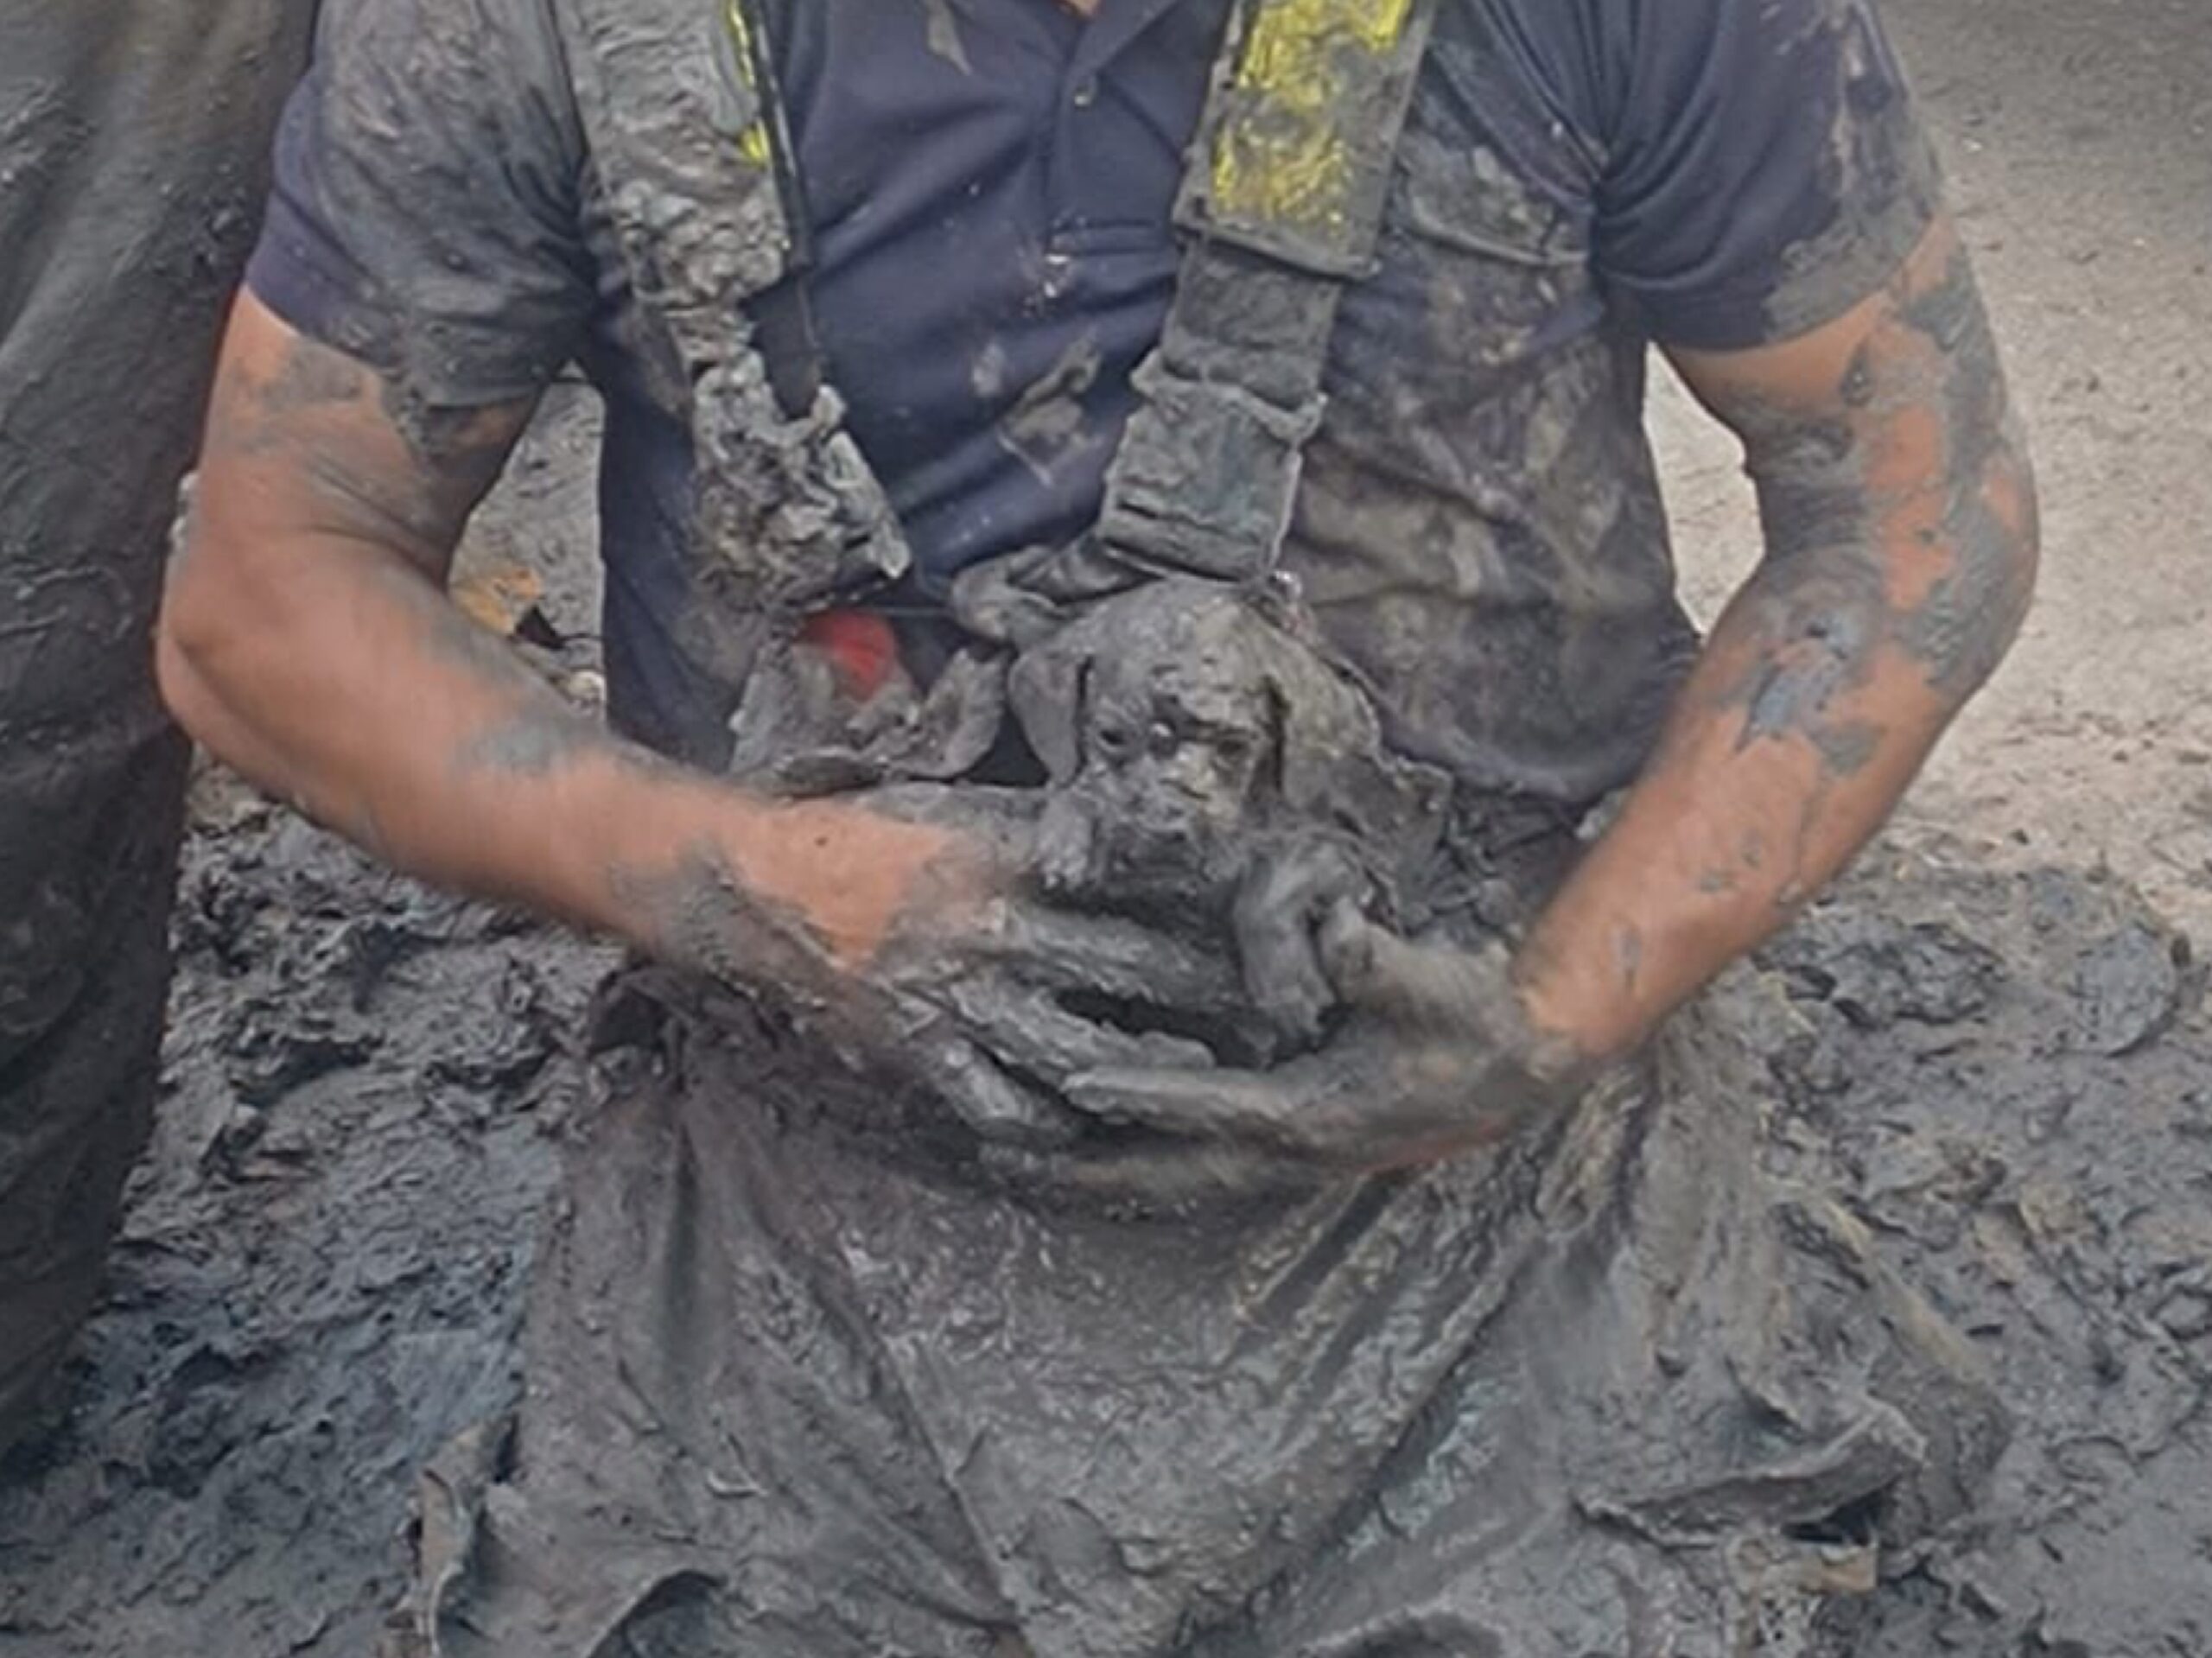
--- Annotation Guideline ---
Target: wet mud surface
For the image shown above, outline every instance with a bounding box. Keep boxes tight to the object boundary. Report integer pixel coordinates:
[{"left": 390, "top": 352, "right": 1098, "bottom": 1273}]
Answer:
[
  {"left": 1785, "top": 854, "right": 2212, "bottom": 1656},
  {"left": 0, "top": 808, "right": 613, "bottom": 1657},
  {"left": 3, "top": 797, "right": 2208, "bottom": 1653}
]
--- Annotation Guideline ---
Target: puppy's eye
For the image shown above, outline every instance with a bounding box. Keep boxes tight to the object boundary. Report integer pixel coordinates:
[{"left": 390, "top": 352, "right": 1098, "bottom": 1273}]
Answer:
[
  {"left": 1094, "top": 722, "right": 1134, "bottom": 760},
  {"left": 1212, "top": 730, "right": 1255, "bottom": 767}
]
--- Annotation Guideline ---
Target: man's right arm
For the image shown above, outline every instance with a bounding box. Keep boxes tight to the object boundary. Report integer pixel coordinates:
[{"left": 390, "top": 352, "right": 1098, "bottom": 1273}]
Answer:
[{"left": 160, "top": 293, "right": 967, "bottom": 972}]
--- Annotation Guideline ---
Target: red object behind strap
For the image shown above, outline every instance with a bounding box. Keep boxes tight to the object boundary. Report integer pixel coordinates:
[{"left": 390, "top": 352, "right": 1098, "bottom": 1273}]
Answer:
[{"left": 797, "top": 608, "right": 900, "bottom": 702}]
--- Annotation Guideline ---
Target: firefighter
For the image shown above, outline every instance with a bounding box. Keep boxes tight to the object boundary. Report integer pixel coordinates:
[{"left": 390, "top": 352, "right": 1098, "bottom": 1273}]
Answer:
[{"left": 158, "top": 1, "right": 2035, "bottom": 1649}]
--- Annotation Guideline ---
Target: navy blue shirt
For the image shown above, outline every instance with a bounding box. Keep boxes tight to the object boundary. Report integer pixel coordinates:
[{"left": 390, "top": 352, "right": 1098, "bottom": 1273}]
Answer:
[
  {"left": 247, "top": 0, "right": 1940, "bottom": 794},
  {"left": 776, "top": 0, "right": 1233, "bottom": 588}
]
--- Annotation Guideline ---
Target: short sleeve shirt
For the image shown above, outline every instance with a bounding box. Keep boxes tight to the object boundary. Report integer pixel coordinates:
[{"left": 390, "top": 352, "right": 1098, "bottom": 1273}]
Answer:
[{"left": 247, "top": 0, "right": 1940, "bottom": 796}]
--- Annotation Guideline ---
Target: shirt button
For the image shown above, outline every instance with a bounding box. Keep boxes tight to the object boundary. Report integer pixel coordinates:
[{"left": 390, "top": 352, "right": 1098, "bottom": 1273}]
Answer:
[
  {"left": 1071, "top": 79, "right": 1097, "bottom": 109},
  {"left": 1040, "top": 248, "right": 1076, "bottom": 300}
]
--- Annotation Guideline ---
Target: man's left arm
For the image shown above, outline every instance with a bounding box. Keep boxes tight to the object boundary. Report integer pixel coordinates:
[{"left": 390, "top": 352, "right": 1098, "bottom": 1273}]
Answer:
[
  {"left": 1516, "top": 212, "right": 2037, "bottom": 1064},
  {"left": 1059, "top": 213, "right": 2038, "bottom": 1183},
  {"left": 1052, "top": 3, "right": 2034, "bottom": 1183}
]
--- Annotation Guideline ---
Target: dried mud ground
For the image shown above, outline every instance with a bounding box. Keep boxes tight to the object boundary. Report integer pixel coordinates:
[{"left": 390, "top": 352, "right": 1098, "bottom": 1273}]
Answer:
[{"left": 5, "top": 1, "right": 2212, "bottom": 1653}]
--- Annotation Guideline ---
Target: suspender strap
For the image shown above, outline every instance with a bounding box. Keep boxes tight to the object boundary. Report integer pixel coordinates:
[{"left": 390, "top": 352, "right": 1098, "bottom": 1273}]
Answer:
[
  {"left": 559, "top": 0, "right": 906, "bottom": 615},
  {"left": 563, "top": 0, "right": 794, "bottom": 374},
  {"left": 726, "top": 0, "right": 828, "bottom": 421},
  {"left": 1094, "top": 0, "right": 1438, "bottom": 585}
]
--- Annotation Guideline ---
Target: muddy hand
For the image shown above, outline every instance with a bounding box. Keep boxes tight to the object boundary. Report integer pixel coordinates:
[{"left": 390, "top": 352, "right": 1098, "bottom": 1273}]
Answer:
[
  {"left": 1232, "top": 838, "right": 1374, "bottom": 1045},
  {"left": 1065, "top": 904, "right": 1590, "bottom": 1172},
  {"left": 781, "top": 792, "right": 1250, "bottom": 1152}
]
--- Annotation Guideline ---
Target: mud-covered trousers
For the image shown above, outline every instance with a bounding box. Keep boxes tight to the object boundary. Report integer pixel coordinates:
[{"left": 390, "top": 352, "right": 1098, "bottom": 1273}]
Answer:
[
  {"left": 0, "top": 0, "right": 314, "bottom": 1452},
  {"left": 406, "top": 963, "right": 2009, "bottom": 1658}
]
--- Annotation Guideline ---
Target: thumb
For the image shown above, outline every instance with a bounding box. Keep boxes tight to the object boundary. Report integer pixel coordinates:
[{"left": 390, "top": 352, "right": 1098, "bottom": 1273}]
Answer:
[
  {"left": 1315, "top": 900, "right": 1426, "bottom": 1009},
  {"left": 1319, "top": 908, "right": 1513, "bottom": 1028}
]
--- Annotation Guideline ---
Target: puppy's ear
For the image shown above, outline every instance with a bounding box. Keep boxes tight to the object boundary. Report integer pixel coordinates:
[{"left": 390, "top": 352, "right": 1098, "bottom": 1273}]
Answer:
[
  {"left": 1258, "top": 624, "right": 1450, "bottom": 867},
  {"left": 1007, "top": 616, "right": 1094, "bottom": 784}
]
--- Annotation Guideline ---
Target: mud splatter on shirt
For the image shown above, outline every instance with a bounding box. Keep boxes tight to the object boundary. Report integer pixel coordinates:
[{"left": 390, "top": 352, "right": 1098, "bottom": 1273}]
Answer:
[{"left": 247, "top": 0, "right": 1939, "bottom": 795}]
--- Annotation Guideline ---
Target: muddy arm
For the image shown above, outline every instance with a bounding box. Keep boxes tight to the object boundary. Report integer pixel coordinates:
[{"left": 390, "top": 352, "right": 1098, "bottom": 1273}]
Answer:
[
  {"left": 159, "top": 294, "right": 963, "bottom": 970},
  {"left": 162, "top": 297, "right": 1241, "bottom": 1148},
  {"left": 1516, "top": 215, "right": 2038, "bottom": 1063}
]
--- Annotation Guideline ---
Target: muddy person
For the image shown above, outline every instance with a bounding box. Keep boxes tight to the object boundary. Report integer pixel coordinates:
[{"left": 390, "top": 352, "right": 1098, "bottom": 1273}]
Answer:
[
  {"left": 157, "top": 0, "right": 2037, "bottom": 1651},
  {"left": 0, "top": 0, "right": 314, "bottom": 1456}
]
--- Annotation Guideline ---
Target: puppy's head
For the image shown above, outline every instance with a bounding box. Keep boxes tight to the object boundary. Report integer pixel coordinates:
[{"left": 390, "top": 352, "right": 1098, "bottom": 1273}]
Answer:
[{"left": 1014, "top": 581, "right": 1447, "bottom": 910}]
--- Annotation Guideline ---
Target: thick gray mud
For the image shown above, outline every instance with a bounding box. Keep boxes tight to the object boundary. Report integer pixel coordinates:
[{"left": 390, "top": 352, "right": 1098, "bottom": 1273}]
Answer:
[
  {"left": 0, "top": 807, "right": 613, "bottom": 1656},
  {"left": 1782, "top": 855, "right": 2212, "bottom": 1656},
  {"left": 2, "top": 816, "right": 2205, "bottom": 1654}
]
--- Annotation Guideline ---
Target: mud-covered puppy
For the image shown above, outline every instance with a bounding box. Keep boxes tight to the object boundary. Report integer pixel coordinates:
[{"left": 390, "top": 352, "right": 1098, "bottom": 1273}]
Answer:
[{"left": 1007, "top": 577, "right": 1452, "bottom": 1050}]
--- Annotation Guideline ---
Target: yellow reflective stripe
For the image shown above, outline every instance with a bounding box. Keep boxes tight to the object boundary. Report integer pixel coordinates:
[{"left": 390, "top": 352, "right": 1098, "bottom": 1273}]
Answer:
[
  {"left": 721, "top": 0, "right": 774, "bottom": 168},
  {"left": 1210, "top": 0, "right": 1416, "bottom": 240}
]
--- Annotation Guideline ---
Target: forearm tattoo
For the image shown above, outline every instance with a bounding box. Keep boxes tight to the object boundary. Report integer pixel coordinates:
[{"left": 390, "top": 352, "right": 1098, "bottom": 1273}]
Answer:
[
  {"left": 1720, "top": 249, "right": 2033, "bottom": 715},
  {"left": 201, "top": 333, "right": 519, "bottom": 575},
  {"left": 1700, "top": 245, "right": 2033, "bottom": 826}
]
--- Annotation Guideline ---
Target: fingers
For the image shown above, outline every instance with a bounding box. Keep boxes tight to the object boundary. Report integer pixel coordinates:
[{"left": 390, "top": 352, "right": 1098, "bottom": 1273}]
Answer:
[
  {"left": 980, "top": 1137, "right": 1325, "bottom": 1210},
  {"left": 1233, "top": 842, "right": 1370, "bottom": 1043},
  {"left": 860, "top": 787, "right": 1039, "bottom": 883},
  {"left": 1319, "top": 909, "right": 1514, "bottom": 1029},
  {"left": 1067, "top": 1045, "right": 1505, "bottom": 1170},
  {"left": 915, "top": 1032, "right": 1086, "bottom": 1151},
  {"left": 988, "top": 902, "right": 1246, "bottom": 1014},
  {"left": 1314, "top": 899, "right": 1382, "bottom": 994},
  {"left": 1062, "top": 1062, "right": 1325, "bottom": 1153},
  {"left": 1033, "top": 796, "right": 1099, "bottom": 897},
  {"left": 938, "top": 977, "right": 1217, "bottom": 1083}
]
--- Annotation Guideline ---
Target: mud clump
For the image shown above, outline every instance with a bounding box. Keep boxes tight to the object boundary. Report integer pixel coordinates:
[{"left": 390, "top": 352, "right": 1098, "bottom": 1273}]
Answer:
[
  {"left": 1770, "top": 854, "right": 2212, "bottom": 1657},
  {"left": 0, "top": 803, "right": 612, "bottom": 1658},
  {"left": 1, "top": 813, "right": 2209, "bottom": 1655}
]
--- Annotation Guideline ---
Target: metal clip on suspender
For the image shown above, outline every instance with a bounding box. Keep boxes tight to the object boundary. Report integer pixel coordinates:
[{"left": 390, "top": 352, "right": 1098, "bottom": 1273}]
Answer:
[{"left": 1094, "top": 0, "right": 1440, "bottom": 586}]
